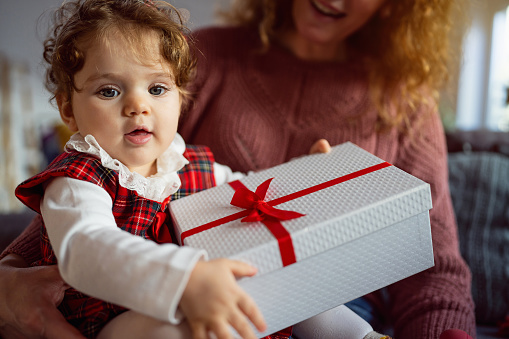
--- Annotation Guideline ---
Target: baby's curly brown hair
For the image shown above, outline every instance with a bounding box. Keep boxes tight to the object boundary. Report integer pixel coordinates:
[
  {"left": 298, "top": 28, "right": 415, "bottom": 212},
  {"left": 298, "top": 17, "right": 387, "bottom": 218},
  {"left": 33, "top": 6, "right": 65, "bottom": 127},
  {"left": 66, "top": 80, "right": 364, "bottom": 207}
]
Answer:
[
  {"left": 43, "top": 0, "right": 195, "bottom": 105},
  {"left": 219, "top": 0, "right": 469, "bottom": 130}
]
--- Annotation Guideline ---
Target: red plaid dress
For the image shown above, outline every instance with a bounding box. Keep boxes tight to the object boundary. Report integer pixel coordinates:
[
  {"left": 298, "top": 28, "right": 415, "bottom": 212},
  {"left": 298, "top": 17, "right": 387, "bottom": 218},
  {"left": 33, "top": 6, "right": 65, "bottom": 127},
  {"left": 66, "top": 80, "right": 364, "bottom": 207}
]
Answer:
[{"left": 15, "top": 145, "right": 216, "bottom": 338}]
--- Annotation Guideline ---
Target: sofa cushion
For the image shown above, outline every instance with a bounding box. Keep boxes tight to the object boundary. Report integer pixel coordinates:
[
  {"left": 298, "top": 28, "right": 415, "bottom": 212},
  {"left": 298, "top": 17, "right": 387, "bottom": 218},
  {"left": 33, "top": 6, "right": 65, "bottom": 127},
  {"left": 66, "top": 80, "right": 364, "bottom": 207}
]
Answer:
[
  {"left": 448, "top": 152, "right": 509, "bottom": 325},
  {"left": 0, "top": 210, "right": 36, "bottom": 254}
]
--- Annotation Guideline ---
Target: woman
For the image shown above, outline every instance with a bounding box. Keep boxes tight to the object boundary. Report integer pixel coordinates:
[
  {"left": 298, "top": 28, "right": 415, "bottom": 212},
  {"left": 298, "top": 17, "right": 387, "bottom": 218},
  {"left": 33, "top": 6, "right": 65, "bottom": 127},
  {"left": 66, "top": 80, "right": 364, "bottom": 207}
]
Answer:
[
  {"left": 0, "top": 0, "right": 475, "bottom": 338},
  {"left": 176, "top": 1, "right": 475, "bottom": 338}
]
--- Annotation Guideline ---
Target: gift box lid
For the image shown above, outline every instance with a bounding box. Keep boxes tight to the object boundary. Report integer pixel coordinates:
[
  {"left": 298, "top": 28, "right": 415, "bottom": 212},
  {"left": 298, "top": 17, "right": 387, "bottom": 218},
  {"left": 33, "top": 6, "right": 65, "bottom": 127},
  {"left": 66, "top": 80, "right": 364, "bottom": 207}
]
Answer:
[{"left": 170, "top": 142, "right": 432, "bottom": 274}]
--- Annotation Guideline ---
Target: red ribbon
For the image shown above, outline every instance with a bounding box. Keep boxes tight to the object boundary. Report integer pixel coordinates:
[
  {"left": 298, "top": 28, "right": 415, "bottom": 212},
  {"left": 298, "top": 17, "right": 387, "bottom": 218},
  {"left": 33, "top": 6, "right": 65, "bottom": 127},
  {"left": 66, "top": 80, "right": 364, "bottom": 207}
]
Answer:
[
  {"left": 180, "top": 161, "right": 392, "bottom": 267},
  {"left": 148, "top": 199, "right": 172, "bottom": 244},
  {"left": 229, "top": 178, "right": 304, "bottom": 266},
  {"left": 230, "top": 178, "right": 305, "bottom": 222}
]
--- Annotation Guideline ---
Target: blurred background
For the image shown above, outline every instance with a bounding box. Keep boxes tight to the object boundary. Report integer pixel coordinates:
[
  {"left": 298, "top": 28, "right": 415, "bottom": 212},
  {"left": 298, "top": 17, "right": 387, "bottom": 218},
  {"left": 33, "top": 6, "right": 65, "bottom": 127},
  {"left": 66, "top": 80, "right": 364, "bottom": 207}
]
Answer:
[{"left": 0, "top": 0, "right": 508, "bottom": 213}]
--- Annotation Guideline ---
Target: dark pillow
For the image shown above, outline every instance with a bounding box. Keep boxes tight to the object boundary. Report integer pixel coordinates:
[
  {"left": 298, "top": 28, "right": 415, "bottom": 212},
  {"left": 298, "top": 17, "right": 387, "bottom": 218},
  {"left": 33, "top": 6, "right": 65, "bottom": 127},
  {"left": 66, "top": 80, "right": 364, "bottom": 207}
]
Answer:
[
  {"left": 0, "top": 210, "right": 36, "bottom": 253},
  {"left": 448, "top": 152, "right": 509, "bottom": 325}
]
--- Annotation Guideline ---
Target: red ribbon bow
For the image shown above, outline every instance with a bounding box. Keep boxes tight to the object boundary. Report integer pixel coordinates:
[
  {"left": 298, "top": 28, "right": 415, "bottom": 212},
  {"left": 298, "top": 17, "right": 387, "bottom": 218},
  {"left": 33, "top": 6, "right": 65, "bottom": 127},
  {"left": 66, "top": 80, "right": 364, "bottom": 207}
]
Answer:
[
  {"left": 228, "top": 178, "right": 305, "bottom": 266},
  {"left": 230, "top": 178, "right": 305, "bottom": 222}
]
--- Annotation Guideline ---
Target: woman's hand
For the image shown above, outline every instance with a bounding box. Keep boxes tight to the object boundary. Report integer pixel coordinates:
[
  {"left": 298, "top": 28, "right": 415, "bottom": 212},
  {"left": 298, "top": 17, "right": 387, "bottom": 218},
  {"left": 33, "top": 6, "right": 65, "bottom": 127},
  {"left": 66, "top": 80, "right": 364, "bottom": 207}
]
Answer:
[
  {"left": 180, "top": 258, "right": 267, "bottom": 339},
  {"left": 309, "top": 139, "right": 331, "bottom": 154},
  {"left": 0, "top": 254, "right": 85, "bottom": 339}
]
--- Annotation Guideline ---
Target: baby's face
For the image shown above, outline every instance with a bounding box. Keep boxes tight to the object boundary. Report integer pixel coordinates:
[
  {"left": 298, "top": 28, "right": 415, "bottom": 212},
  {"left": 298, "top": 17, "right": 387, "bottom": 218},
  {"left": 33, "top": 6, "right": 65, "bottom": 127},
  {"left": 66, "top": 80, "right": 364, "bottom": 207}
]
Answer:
[{"left": 63, "top": 31, "right": 181, "bottom": 177}]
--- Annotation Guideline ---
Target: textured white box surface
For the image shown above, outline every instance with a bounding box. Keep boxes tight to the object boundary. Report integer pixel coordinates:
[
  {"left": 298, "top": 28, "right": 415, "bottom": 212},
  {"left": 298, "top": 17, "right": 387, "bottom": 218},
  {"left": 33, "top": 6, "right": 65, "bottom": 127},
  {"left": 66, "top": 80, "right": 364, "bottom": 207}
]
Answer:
[{"left": 170, "top": 142, "right": 434, "bottom": 337}]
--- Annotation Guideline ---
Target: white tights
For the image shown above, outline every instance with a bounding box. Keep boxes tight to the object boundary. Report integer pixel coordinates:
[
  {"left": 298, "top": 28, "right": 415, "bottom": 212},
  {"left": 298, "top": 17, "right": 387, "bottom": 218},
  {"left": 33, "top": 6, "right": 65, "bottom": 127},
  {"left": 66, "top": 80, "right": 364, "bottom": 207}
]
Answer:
[{"left": 97, "top": 304, "right": 380, "bottom": 339}]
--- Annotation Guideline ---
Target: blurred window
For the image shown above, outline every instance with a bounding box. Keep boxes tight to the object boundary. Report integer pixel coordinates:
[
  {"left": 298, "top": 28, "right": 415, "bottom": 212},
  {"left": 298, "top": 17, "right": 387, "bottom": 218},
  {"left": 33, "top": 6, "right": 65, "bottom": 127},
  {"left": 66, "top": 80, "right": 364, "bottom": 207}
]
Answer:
[{"left": 486, "top": 6, "right": 509, "bottom": 131}]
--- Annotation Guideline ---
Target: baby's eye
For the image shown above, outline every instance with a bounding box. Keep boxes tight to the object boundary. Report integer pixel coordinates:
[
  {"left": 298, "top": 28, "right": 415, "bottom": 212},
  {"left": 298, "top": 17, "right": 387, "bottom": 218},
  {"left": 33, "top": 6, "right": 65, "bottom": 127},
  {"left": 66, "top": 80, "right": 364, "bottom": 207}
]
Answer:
[
  {"left": 98, "top": 88, "right": 119, "bottom": 98},
  {"left": 149, "top": 85, "right": 167, "bottom": 96}
]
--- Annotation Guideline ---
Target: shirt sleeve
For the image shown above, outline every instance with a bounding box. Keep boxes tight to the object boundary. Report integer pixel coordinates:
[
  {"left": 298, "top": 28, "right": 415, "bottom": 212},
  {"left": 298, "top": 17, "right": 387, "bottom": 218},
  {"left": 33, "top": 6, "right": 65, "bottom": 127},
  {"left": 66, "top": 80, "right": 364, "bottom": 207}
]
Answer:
[
  {"left": 213, "top": 162, "right": 246, "bottom": 185},
  {"left": 40, "top": 176, "right": 207, "bottom": 324}
]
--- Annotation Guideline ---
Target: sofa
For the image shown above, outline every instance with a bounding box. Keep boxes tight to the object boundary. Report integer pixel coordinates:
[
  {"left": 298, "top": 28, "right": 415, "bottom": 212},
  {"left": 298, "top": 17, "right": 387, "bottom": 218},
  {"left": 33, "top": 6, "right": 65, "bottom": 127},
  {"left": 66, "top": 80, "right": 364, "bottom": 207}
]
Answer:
[
  {"left": 446, "top": 130, "right": 509, "bottom": 339},
  {"left": 1, "top": 130, "right": 508, "bottom": 339}
]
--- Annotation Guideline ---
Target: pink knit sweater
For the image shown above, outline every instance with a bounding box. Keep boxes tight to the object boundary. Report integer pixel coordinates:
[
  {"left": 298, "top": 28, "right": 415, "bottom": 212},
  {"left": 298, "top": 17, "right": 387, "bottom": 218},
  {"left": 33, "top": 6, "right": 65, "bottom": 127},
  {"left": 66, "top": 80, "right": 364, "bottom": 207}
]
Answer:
[
  {"left": 180, "top": 26, "right": 477, "bottom": 339},
  {"left": 6, "top": 25, "right": 476, "bottom": 339}
]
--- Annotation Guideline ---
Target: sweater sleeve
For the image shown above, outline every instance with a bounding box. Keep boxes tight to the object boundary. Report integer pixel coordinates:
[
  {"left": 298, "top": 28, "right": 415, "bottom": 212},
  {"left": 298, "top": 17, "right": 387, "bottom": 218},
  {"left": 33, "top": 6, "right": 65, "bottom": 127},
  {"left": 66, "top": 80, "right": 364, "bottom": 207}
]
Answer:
[
  {"left": 0, "top": 216, "right": 43, "bottom": 264},
  {"left": 388, "top": 111, "right": 476, "bottom": 339},
  {"left": 41, "top": 177, "right": 207, "bottom": 324}
]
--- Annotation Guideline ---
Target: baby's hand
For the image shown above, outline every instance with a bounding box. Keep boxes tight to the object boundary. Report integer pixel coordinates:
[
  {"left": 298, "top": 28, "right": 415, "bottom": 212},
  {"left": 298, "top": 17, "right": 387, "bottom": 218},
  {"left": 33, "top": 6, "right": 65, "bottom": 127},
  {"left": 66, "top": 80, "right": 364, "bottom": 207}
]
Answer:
[
  {"left": 309, "top": 139, "right": 331, "bottom": 154},
  {"left": 180, "top": 259, "right": 266, "bottom": 339}
]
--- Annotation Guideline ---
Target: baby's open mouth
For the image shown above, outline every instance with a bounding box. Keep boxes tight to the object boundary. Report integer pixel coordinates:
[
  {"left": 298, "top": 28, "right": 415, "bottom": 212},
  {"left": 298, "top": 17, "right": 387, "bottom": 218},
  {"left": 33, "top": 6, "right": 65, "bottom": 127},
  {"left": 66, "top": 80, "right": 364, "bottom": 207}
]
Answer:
[
  {"left": 126, "top": 129, "right": 150, "bottom": 136},
  {"left": 125, "top": 128, "right": 152, "bottom": 144}
]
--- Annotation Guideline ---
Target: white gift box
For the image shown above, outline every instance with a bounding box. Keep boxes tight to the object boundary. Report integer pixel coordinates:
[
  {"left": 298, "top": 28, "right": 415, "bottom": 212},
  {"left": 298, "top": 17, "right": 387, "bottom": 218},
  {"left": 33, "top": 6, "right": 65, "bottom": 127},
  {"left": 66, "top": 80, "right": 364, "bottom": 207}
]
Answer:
[{"left": 170, "top": 142, "right": 434, "bottom": 337}]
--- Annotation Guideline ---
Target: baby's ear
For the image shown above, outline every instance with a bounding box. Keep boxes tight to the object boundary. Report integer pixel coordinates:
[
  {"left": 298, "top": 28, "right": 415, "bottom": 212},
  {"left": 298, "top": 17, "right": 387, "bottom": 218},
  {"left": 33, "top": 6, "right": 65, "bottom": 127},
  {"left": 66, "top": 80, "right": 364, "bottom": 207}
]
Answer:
[{"left": 57, "top": 94, "right": 78, "bottom": 132}]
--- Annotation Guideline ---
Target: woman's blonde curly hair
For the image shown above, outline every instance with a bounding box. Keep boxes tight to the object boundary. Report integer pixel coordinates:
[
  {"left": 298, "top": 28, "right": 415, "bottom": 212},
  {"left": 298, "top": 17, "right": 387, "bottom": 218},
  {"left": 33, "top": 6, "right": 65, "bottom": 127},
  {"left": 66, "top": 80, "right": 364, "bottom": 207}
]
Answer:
[{"left": 219, "top": 0, "right": 469, "bottom": 130}]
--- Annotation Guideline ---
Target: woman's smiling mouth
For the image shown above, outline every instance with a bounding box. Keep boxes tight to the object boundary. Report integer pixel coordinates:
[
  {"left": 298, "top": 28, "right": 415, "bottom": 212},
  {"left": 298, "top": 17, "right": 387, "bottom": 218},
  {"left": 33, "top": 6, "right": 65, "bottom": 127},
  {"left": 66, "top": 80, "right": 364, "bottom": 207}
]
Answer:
[{"left": 310, "top": 0, "right": 347, "bottom": 19}]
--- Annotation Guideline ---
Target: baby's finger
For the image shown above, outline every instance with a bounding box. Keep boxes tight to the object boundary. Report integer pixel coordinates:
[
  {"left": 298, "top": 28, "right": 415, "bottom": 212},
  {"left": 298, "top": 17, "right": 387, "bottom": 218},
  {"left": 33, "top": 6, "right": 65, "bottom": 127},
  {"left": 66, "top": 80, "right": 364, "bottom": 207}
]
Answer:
[
  {"left": 189, "top": 322, "right": 208, "bottom": 339},
  {"left": 209, "top": 321, "right": 234, "bottom": 339},
  {"left": 227, "top": 260, "right": 258, "bottom": 278},
  {"left": 238, "top": 296, "right": 266, "bottom": 333},
  {"left": 230, "top": 311, "right": 258, "bottom": 339}
]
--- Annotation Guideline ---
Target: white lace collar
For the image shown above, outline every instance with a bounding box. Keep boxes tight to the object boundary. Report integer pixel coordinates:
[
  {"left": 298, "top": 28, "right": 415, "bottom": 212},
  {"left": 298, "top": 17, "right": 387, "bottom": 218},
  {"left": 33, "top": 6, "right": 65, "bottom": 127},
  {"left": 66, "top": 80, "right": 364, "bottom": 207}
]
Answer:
[{"left": 65, "top": 133, "right": 189, "bottom": 203}]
